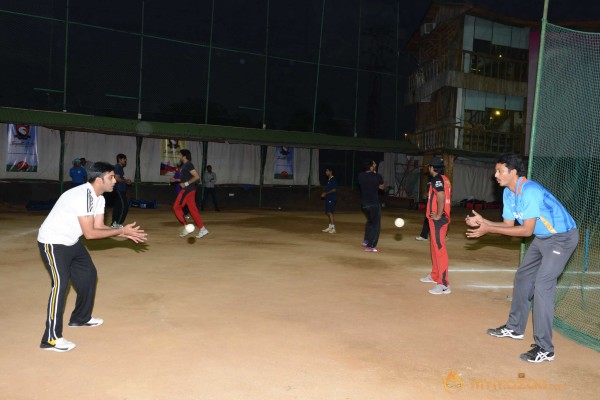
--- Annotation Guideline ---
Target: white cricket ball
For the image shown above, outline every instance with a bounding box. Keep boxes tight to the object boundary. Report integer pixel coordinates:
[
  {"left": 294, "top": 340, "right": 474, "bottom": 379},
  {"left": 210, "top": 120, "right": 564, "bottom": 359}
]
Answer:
[
  {"left": 394, "top": 218, "right": 405, "bottom": 228},
  {"left": 185, "top": 223, "right": 195, "bottom": 233}
]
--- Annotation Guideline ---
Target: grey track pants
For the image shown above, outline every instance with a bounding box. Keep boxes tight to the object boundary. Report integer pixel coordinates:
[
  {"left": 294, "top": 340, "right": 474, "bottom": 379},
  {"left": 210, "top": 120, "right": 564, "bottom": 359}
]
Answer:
[{"left": 506, "top": 228, "right": 579, "bottom": 352}]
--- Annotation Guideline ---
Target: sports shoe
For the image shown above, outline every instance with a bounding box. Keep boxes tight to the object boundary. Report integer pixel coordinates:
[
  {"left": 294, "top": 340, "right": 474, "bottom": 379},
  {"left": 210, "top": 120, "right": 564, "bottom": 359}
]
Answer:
[
  {"left": 322, "top": 227, "right": 332, "bottom": 233},
  {"left": 364, "top": 247, "right": 379, "bottom": 252},
  {"left": 68, "top": 317, "right": 104, "bottom": 327},
  {"left": 40, "top": 337, "right": 76, "bottom": 352},
  {"left": 420, "top": 274, "right": 435, "bottom": 283},
  {"left": 429, "top": 284, "right": 451, "bottom": 295},
  {"left": 179, "top": 226, "right": 193, "bottom": 237},
  {"left": 196, "top": 226, "right": 209, "bottom": 238},
  {"left": 111, "top": 222, "right": 123, "bottom": 229},
  {"left": 520, "top": 344, "right": 555, "bottom": 363},
  {"left": 184, "top": 214, "right": 192, "bottom": 221},
  {"left": 328, "top": 228, "right": 336, "bottom": 234},
  {"left": 415, "top": 236, "right": 428, "bottom": 241},
  {"left": 361, "top": 240, "right": 368, "bottom": 247},
  {"left": 486, "top": 324, "right": 524, "bottom": 340}
]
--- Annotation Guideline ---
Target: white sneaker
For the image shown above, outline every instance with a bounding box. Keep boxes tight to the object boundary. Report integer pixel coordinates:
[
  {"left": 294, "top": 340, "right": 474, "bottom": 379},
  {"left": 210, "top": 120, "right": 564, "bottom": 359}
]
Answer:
[
  {"left": 196, "top": 227, "right": 209, "bottom": 238},
  {"left": 40, "top": 337, "right": 76, "bottom": 352},
  {"left": 429, "top": 284, "right": 451, "bottom": 295},
  {"left": 415, "top": 236, "right": 428, "bottom": 241},
  {"left": 68, "top": 317, "right": 104, "bottom": 327},
  {"left": 328, "top": 228, "right": 336, "bottom": 234},
  {"left": 322, "top": 227, "right": 332, "bottom": 232},
  {"left": 179, "top": 227, "right": 193, "bottom": 237},
  {"left": 420, "top": 274, "right": 435, "bottom": 283}
]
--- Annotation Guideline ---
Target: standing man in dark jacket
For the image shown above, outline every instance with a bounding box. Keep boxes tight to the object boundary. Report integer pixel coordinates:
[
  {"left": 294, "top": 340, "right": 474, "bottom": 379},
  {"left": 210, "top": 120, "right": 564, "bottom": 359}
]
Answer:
[
  {"left": 111, "top": 154, "right": 132, "bottom": 229},
  {"left": 358, "top": 159, "right": 384, "bottom": 252}
]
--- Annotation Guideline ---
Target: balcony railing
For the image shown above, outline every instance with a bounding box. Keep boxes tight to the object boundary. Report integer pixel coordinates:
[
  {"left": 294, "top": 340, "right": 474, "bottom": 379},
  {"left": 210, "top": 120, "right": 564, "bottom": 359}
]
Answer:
[
  {"left": 408, "top": 49, "right": 528, "bottom": 94},
  {"left": 410, "top": 123, "right": 523, "bottom": 154}
]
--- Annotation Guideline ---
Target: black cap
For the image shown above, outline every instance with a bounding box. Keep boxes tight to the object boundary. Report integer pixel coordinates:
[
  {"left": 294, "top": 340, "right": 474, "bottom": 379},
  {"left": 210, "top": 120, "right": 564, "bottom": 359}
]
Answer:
[{"left": 429, "top": 156, "right": 444, "bottom": 167}]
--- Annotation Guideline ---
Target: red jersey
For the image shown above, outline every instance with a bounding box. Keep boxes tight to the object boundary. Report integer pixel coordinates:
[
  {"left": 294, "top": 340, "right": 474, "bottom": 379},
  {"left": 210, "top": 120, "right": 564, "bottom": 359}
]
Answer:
[{"left": 427, "top": 174, "right": 451, "bottom": 221}]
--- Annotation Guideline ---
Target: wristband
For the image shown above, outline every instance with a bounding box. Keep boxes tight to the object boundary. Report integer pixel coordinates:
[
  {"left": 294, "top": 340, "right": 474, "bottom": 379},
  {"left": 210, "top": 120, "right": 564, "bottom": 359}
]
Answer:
[{"left": 184, "top": 182, "right": 189, "bottom": 187}]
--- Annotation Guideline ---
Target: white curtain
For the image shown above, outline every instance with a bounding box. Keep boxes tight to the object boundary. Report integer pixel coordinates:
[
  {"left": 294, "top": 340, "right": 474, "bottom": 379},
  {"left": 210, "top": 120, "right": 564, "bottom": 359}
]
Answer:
[
  {"left": 452, "top": 158, "right": 498, "bottom": 203},
  {"left": 65, "top": 131, "right": 137, "bottom": 179},
  {"left": 205, "top": 142, "right": 261, "bottom": 184}
]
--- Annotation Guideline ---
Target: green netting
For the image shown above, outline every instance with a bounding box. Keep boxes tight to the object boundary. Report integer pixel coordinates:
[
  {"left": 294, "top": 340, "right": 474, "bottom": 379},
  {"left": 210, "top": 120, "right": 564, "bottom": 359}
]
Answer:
[{"left": 530, "top": 22, "right": 600, "bottom": 352}]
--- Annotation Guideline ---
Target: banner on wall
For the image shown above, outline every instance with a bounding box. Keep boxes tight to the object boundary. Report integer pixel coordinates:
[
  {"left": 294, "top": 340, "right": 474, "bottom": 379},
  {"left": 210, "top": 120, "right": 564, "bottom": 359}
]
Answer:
[
  {"left": 6, "top": 124, "right": 38, "bottom": 172},
  {"left": 274, "top": 146, "right": 294, "bottom": 179},
  {"left": 160, "top": 139, "right": 185, "bottom": 176}
]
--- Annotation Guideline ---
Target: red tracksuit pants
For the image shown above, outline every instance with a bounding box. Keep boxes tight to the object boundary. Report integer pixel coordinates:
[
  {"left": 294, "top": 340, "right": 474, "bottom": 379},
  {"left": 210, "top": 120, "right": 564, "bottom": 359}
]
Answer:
[
  {"left": 428, "top": 216, "right": 449, "bottom": 286},
  {"left": 173, "top": 189, "right": 204, "bottom": 228}
]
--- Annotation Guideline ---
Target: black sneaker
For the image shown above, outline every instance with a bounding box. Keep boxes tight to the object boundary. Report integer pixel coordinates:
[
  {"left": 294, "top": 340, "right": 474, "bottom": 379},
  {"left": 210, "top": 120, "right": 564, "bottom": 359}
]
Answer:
[
  {"left": 486, "top": 324, "right": 524, "bottom": 339},
  {"left": 520, "top": 344, "right": 555, "bottom": 363},
  {"left": 68, "top": 317, "right": 104, "bottom": 327}
]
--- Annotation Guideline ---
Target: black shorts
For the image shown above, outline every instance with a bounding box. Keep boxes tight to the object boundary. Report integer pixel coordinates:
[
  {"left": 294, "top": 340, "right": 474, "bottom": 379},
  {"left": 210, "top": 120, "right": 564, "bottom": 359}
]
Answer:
[{"left": 325, "top": 199, "right": 336, "bottom": 213}]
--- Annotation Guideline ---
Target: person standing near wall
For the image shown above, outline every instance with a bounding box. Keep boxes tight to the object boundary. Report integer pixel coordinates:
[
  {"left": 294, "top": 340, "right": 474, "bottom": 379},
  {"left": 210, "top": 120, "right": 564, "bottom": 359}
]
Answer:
[
  {"left": 38, "top": 161, "right": 147, "bottom": 352},
  {"left": 111, "top": 153, "right": 132, "bottom": 229},
  {"left": 69, "top": 158, "right": 87, "bottom": 187},
  {"left": 173, "top": 149, "right": 209, "bottom": 239},
  {"left": 321, "top": 167, "right": 337, "bottom": 233},
  {"left": 358, "top": 159, "right": 384, "bottom": 252},
  {"left": 201, "top": 165, "right": 220, "bottom": 211},
  {"left": 420, "top": 156, "right": 452, "bottom": 295},
  {"left": 466, "top": 152, "right": 578, "bottom": 363}
]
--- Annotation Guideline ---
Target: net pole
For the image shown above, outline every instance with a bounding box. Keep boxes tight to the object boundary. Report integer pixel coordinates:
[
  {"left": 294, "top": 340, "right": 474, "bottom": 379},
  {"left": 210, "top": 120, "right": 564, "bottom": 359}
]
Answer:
[
  {"left": 62, "top": 0, "right": 70, "bottom": 111},
  {"left": 522, "top": 0, "right": 549, "bottom": 261},
  {"left": 137, "top": 1, "right": 145, "bottom": 120},
  {"left": 527, "top": 0, "right": 550, "bottom": 173},
  {"left": 262, "top": 0, "right": 270, "bottom": 128},
  {"left": 312, "top": 0, "right": 326, "bottom": 134},
  {"left": 204, "top": 0, "right": 216, "bottom": 124},
  {"left": 353, "top": 0, "right": 362, "bottom": 138}
]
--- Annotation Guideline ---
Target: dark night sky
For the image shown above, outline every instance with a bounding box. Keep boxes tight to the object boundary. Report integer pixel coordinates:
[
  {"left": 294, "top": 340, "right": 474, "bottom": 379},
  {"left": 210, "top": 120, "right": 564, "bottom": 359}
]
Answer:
[{"left": 1, "top": 0, "right": 599, "bottom": 139}]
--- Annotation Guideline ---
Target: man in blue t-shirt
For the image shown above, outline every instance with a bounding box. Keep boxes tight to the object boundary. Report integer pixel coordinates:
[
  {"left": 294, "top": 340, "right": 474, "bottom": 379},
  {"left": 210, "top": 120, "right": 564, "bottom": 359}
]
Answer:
[
  {"left": 320, "top": 167, "right": 337, "bottom": 233},
  {"left": 69, "top": 159, "right": 87, "bottom": 187},
  {"left": 358, "top": 159, "right": 384, "bottom": 252},
  {"left": 466, "top": 153, "right": 578, "bottom": 363}
]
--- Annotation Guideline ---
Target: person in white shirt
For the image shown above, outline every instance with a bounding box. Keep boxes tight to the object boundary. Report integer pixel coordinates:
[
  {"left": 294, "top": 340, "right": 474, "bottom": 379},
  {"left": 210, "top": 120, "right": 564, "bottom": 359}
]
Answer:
[
  {"left": 37, "top": 161, "right": 147, "bottom": 352},
  {"left": 201, "top": 164, "right": 220, "bottom": 211}
]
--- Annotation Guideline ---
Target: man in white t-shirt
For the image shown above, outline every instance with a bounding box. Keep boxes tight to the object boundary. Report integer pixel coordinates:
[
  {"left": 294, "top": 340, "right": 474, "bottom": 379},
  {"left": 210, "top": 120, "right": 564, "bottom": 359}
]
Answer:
[{"left": 37, "top": 161, "right": 147, "bottom": 352}]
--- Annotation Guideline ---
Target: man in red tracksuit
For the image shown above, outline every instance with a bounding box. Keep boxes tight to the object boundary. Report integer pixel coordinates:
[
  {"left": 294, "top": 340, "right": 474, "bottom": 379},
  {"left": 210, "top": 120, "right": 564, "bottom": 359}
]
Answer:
[
  {"left": 420, "top": 156, "right": 452, "bottom": 295},
  {"left": 170, "top": 149, "right": 209, "bottom": 239}
]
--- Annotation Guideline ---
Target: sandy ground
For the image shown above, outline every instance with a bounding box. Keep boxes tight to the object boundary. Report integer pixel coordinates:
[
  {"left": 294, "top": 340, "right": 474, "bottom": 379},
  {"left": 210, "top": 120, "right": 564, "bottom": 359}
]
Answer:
[{"left": 0, "top": 204, "right": 598, "bottom": 400}]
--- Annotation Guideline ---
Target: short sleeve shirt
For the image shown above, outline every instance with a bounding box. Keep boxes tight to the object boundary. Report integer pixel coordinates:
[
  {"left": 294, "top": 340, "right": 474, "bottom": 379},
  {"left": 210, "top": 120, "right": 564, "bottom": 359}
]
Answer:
[
  {"left": 180, "top": 162, "right": 197, "bottom": 193},
  {"left": 69, "top": 166, "right": 87, "bottom": 184},
  {"left": 38, "top": 183, "right": 105, "bottom": 245},
  {"left": 502, "top": 178, "right": 576, "bottom": 237},
  {"left": 114, "top": 163, "right": 126, "bottom": 192},
  {"left": 325, "top": 176, "right": 337, "bottom": 201}
]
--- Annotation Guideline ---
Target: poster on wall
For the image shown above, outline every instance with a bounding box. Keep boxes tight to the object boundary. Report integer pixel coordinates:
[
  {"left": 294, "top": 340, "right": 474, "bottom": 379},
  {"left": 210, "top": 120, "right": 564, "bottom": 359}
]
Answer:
[
  {"left": 6, "top": 124, "right": 38, "bottom": 172},
  {"left": 160, "top": 139, "right": 185, "bottom": 176},
  {"left": 274, "top": 146, "right": 294, "bottom": 179}
]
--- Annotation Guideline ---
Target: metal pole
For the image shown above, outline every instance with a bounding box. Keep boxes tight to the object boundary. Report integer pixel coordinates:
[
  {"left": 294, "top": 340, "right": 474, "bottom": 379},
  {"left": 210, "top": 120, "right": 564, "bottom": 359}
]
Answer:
[
  {"left": 137, "top": 0, "right": 145, "bottom": 120},
  {"left": 522, "top": 0, "right": 549, "bottom": 261},
  {"left": 204, "top": 0, "right": 216, "bottom": 123},
  {"left": 62, "top": 0, "right": 70, "bottom": 111},
  {"left": 353, "top": 0, "right": 362, "bottom": 138},
  {"left": 59, "top": 130, "right": 65, "bottom": 193},
  {"left": 312, "top": 0, "right": 326, "bottom": 133},
  {"left": 262, "top": 0, "right": 270, "bottom": 127}
]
